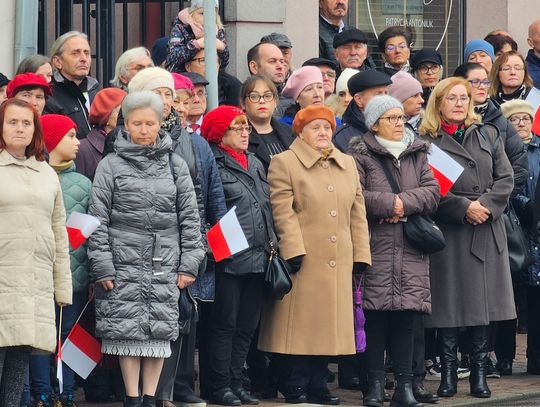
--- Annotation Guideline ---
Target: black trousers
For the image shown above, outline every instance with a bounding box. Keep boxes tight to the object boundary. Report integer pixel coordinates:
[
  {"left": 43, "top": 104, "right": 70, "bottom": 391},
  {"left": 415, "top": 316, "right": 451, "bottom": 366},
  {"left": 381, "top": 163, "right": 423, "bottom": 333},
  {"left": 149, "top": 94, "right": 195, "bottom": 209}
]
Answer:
[
  {"left": 276, "top": 354, "right": 329, "bottom": 390},
  {"left": 527, "top": 286, "right": 540, "bottom": 363},
  {"left": 207, "top": 272, "right": 264, "bottom": 391},
  {"left": 412, "top": 315, "right": 426, "bottom": 376},
  {"left": 364, "top": 310, "right": 419, "bottom": 376},
  {"left": 198, "top": 301, "right": 213, "bottom": 398},
  {"left": 0, "top": 346, "right": 31, "bottom": 407}
]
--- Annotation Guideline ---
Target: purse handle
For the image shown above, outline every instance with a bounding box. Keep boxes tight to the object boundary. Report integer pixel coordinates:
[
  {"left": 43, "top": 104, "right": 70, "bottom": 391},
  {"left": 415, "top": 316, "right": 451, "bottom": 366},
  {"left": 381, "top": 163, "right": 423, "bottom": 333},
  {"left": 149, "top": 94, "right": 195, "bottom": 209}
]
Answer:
[{"left": 373, "top": 154, "right": 401, "bottom": 194}]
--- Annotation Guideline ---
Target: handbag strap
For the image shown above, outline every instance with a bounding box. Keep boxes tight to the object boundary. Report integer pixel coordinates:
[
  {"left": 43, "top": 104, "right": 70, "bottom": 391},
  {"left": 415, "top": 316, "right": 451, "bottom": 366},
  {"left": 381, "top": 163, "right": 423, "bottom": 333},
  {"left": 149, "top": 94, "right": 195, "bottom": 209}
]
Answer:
[{"left": 374, "top": 154, "right": 401, "bottom": 194}]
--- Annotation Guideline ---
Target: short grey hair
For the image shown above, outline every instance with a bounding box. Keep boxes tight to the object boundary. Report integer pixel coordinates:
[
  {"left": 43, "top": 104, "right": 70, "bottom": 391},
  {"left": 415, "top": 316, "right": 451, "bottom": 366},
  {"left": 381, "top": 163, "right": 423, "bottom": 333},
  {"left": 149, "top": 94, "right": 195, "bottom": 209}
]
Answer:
[
  {"left": 122, "top": 91, "right": 164, "bottom": 124},
  {"left": 110, "top": 47, "right": 152, "bottom": 88},
  {"left": 49, "top": 31, "right": 89, "bottom": 58}
]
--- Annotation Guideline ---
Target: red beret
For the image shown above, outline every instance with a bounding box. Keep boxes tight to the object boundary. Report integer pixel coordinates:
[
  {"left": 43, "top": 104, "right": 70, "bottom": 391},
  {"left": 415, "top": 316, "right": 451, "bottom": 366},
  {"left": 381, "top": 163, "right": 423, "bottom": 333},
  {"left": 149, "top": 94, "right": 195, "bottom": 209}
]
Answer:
[
  {"left": 292, "top": 105, "right": 336, "bottom": 135},
  {"left": 6, "top": 73, "right": 51, "bottom": 99},
  {"left": 89, "top": 88, "right": 127, "bottom": 127},
  {"left": 171, "top": 73, "right": 195, "bottom": 93},
  {"left": 41, "top": 114, "right": 77, "bottom": 153},
  {"left": 201, "top": 105, "right": 245, "bottom": 144}
]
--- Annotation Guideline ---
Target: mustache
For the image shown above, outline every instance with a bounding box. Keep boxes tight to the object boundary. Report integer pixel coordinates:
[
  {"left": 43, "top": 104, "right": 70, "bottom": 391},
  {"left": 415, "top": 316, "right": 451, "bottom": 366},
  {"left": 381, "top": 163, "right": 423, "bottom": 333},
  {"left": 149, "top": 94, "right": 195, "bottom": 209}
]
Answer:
[{"left": 334, "top": 4, "right": 346, "bottom": 9}]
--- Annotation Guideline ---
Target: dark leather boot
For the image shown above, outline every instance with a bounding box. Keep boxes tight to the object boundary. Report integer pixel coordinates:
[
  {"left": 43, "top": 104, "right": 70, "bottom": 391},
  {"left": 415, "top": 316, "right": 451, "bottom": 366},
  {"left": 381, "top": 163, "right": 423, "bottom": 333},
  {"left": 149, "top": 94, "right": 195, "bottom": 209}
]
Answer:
[
  {"left": 469, "top": 326, "right": 491, "bottom": 398},
  {"left": 437, "top": 328, "right": 458, "bottom": 398},
  {"left": 390, "top": 374, "right": 423, "bottom": 407},
  {"left": 412, "top": 375, "right": 438, "bottom": 404},
  {"left": 362, "top": 370, "right": 385, "bottom": 407},
  {"left": 124, "top": 396, "right": 142, "bottom": 407},
  {"left": 142, "top": 395, "right": 156, "bottom": 407}
]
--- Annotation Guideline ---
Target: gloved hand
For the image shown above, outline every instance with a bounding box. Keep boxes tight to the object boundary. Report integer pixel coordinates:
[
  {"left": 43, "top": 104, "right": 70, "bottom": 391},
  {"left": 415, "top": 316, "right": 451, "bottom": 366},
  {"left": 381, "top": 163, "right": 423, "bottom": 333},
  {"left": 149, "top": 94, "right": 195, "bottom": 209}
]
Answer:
[
  {"left": 287, "top": 255, "right": 305, "bottom": 273},
  {"left": 353, "top": 262, "right": 368, "bottom": 274}
]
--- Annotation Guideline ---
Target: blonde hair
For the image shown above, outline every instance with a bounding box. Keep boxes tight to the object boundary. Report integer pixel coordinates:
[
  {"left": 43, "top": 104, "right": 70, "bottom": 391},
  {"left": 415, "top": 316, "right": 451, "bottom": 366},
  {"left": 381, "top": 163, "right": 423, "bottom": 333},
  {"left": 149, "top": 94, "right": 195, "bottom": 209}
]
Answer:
[
  {"left": 418, "top": 77, "right": 478, "bottom": 138},
  {"left": 230, "top": 115, "right": 248, "bottom": 126},
  {"left": 488, "top": 51, "right": 533, "bottom": 98},
  {"left": 190, "top": 7, "right": 224, "bottom": 30}
]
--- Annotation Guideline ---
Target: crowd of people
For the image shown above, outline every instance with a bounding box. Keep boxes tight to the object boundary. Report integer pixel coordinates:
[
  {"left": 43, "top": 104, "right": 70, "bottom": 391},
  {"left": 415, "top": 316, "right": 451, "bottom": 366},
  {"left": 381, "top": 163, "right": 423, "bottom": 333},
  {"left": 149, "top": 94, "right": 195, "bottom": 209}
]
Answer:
[{"left": 2, "top": 1, "right": 540, "bottom": 407}]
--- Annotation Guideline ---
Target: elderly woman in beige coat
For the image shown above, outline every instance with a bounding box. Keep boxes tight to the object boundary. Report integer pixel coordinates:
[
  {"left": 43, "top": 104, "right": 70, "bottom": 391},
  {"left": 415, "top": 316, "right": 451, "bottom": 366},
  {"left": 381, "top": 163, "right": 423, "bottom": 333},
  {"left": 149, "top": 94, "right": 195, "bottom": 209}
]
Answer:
[
  {"left": 0, "top": 98, "right": 72, "bottom": 406},
  {"left": 259, "top": 105, "right": 371, "bottom": 406}
]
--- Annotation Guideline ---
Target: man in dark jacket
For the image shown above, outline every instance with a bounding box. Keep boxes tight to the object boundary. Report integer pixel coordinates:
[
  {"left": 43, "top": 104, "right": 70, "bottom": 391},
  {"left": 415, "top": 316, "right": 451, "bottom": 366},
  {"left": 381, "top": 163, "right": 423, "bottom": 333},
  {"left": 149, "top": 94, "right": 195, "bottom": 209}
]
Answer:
[
  {"left": 333, "top": 69, "right": 392, "bottom": 152},
  {"left": 319, "top": 0, "right": 350, "bottom": 61},
  {"left": 45, "top": 31, "right": 100, "bottom": 139},
  {"left": 526, "top": 21, "right": 540, "bottom": 89}
]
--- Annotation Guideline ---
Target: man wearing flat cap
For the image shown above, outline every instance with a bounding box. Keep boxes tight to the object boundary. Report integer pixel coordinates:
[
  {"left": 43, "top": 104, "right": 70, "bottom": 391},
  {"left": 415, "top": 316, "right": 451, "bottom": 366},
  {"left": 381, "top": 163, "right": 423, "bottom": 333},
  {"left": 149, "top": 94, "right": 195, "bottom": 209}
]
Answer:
[
  {"left": 261, "top": 32, "right": 294, "bottom": 78},
  {"left": 333, "top": 28, "right": 376, "bottom": 77},
  {"left": 333, "top": 69, "right": 392, "bottom": 152}
]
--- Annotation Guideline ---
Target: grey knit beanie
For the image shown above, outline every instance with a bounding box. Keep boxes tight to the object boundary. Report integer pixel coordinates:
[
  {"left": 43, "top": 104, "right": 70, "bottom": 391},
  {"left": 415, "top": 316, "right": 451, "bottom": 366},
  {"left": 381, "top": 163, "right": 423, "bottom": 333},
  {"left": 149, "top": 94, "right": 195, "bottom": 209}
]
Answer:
[{"left": 364, "top": 95, "right": 403, "bottom": 130}]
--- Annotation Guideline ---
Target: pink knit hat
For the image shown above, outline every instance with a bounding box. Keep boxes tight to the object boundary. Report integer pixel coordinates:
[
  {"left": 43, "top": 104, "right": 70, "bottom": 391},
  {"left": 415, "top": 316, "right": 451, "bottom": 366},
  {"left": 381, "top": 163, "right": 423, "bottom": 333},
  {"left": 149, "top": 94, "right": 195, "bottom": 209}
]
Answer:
[
  {"left": 282, "top": 66, "right": 323, "bottom": 101},
  {"left": 171, "top": 73, "right": 195, "bottom": 94},
  {"left": 388, "top": 71, "right": 423, "bottom": 103}
]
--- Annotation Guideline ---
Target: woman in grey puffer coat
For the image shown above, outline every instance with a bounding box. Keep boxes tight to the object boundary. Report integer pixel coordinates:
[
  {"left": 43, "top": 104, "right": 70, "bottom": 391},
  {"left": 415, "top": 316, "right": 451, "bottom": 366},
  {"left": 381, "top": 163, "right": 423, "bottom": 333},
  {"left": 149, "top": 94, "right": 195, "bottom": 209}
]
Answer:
[{"left": 88, "top": 91, "right": 205, "bottom": 407}]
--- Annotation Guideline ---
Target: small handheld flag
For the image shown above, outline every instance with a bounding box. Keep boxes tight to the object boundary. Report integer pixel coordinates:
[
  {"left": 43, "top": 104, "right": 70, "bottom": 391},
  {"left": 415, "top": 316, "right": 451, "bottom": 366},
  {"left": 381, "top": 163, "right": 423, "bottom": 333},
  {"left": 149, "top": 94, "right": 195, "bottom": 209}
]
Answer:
[
  {"left": 207, "top": 206, "right": 249, "bottom": 262},
  {"left": 428, "top": 144, "right": 464, "bottom": 196},
  {"left": 66, "top": 212, "right": 100, "bottom": 249}
]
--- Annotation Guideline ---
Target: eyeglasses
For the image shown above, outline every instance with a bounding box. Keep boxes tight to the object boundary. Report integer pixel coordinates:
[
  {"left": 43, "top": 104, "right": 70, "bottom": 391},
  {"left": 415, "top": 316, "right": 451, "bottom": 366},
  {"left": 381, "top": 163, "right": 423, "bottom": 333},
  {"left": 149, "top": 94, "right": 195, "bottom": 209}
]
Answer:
[
  {"left": 321, "top": 71, "right": 336, "bottom": 79},
  {"left": 228, "top": 125, "right": 252, "bottom": 134},
  {"left": 509, "top": 116, "right": 532, "bottom": 125},
  {"left": 468, "top": 79, "right": 492, "bottom": 88},
  {"left": 246, "top": 93, "right": 275, "bottom": 103},
  {"left": 500, "top": 65, "right": 524, "bottom": 72},
  {"left": 378, "top": 115, "right": 404, "bottom": 124},
  {"left": 193, "top": 57, "right": 206, "bottom": 65},
  {"left": 445, "top": 96, "right": 469, "bottom": 105},
  {"left": 418, "top": 64, "right": 441, "bottom": 74},
  {"left": 385, "top": 42, "right": 408, "bottom": 53}
]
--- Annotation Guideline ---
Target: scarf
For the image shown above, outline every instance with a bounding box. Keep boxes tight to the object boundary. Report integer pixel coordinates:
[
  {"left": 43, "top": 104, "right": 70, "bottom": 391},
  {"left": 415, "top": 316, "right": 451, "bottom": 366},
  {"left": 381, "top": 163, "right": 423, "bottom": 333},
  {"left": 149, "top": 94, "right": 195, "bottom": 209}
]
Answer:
[
  {"left": 474, "top": 101, "right": 489, "bottom": 118},
  {"left": 497, "top": 85, "right": 528, "bottom": 103},
  {"left": 384, "top": 60, "right": 411, "bottom": 73},
  {"left": 441, "top": 121, "right": 466, "bottom": 144},
  {"left": 219, "top": 143, "right": 248, "bottom": 169},
  {"left": 50, "top": 160, "right": 73, "bottom": 173},
  {"left": 522, "top": 132, "right": 534, "bottom": 144},
  {"left": 374, "top": 135, "right": 408, "bottom": 160},
  {"left": 161, "top": 110, "right": 179, "bottom": 133},
  {"left": 320, "top": 148, "right": 334, "bottom": 161}
]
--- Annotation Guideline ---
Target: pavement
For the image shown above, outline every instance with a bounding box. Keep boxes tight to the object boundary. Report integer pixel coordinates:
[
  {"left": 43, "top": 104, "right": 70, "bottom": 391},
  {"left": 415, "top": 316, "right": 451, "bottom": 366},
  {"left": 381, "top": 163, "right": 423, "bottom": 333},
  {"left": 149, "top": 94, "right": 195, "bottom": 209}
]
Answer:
[{"left": 75, "top": 332, "right": 540, "bottom": 407}]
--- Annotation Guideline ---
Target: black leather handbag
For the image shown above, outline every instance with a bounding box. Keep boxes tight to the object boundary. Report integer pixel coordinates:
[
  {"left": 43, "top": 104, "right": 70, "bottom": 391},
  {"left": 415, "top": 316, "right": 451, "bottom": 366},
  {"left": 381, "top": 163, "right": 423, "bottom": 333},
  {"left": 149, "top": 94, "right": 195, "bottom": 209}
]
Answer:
[
  {"left": 264, "top": 242, "right": 293, "bottom": 300},
  {"left": 503, "top": 203, "right": 531, "bottom": 274},
  {"left": 375, "top": 155, "right": 446, "bottom": 255}
]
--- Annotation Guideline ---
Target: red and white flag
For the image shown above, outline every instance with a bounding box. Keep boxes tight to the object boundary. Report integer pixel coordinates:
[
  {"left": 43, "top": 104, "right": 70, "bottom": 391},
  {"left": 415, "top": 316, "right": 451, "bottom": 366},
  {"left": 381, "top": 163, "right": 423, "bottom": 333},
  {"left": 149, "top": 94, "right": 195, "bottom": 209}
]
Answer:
[
  {"left": 66, "top": 212, "right": 100, "bottom": 249},
  {"left": 56, "top": 337, "right": 63, "bottom": 393},
  {"left": 62, "top": 323, "right": 103, "bottom": 379},
  {"left": 428, "top": 144, "right": 464, "bottom": 196},
  {"left": 207, "top": 206, "right": 249, "bottom": 262}
]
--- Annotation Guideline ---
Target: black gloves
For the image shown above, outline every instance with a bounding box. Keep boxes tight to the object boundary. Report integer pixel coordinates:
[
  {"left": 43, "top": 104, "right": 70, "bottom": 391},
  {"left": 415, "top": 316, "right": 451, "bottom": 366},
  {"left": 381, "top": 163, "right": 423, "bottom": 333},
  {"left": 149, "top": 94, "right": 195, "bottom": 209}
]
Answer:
[
  {"left": 287, "top": 255, "right": 304, "bottom": 273},
  {"left": 353, "top": 262, "right": 368, "bottom": 274}
]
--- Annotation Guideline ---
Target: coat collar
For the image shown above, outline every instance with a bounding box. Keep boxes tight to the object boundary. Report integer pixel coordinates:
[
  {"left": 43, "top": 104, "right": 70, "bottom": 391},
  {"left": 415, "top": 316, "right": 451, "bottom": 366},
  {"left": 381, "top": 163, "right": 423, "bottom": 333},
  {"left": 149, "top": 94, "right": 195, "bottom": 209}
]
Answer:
[
  {"left": 289, "top": 137, "right": 348, "bottom": 170},
  {"left": 0, "top": 149, "right": 43, "bottom": 172}
]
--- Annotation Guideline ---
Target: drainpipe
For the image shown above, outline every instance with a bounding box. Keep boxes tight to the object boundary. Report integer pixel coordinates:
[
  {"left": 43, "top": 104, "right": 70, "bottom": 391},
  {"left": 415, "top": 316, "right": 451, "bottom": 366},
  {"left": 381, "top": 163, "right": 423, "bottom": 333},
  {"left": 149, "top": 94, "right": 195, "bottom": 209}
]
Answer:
[
  {"left": 204, "top": 0, "right": 219, "bottom": 110},
  {"left": 14, "top": 0, "right": 39, "bottom": 71}
]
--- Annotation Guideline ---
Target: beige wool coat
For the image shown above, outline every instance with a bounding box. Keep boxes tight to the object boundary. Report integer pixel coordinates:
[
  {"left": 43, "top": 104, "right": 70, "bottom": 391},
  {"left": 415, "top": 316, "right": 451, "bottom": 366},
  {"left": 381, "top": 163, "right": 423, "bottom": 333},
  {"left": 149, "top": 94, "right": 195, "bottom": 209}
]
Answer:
[
  {"left": 258, "top": 137, "right": 371, "bottom": 356},
  {"left": 0, "top": 150, "right": 72, "bottom": 353}
]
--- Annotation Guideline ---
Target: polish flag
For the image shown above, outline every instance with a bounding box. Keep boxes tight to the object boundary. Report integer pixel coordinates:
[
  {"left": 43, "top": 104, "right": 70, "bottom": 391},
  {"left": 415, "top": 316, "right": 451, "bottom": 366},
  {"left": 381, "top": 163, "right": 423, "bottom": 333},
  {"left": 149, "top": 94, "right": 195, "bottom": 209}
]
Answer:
[
  {"left": 428, "top": 144, "right": 464, "bottom": 196},
  {"left": 56, "top": 337, "right": 63, "bottom": 393},
  {"left": 61, "top": 323, "right": 103, "bottom": 379},
  {"left": 207, "top": 206, "right": 249, "bottom": 262},
  {"left": 66, "top": 212, "right": 100, "bottom": 250}
]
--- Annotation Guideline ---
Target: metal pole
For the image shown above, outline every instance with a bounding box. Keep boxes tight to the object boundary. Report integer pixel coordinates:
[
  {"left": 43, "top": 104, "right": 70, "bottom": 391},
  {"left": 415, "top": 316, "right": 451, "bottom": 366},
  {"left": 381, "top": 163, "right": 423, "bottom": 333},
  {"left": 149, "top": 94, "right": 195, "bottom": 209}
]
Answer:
[
  {"left": 14, "top": 0, "right": 39, "bottom": 70},
  {"left": 204, "top": 0, "right": 218, "bottom": 110}
]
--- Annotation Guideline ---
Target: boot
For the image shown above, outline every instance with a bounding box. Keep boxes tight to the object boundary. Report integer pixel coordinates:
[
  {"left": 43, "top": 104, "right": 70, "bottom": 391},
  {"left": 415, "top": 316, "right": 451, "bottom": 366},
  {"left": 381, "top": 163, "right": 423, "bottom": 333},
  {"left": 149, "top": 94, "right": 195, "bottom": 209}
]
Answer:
[
  {"left": 437, "top": 328, "right": 458, "bottom": 397},
  {"left": 142, "top": 395, "right": 156, "bottom": 407},
  {"left": 390, "top": 374, "right": 423, "bottom": 407},
  {"left": 362, "top": 370, "right": 385, "bottom": 407},
  {"left": 469, "top": 326, "right": 491, "bottom": 398},
  {"left": 124, "top": 396, "right": 143, "bottom": 407},
  {"left": 412, "top": 375, "right": 438, "bottom": 404}
]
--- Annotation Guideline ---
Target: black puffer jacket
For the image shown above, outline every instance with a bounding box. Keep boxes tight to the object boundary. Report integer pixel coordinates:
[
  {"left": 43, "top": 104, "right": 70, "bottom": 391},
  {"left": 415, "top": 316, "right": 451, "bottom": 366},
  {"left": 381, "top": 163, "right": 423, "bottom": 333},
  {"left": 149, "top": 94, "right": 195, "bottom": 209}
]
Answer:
[
  {"left": 88, "top": 130, "right": 205, "bottom": 341},
  {"left": 482, "top": 99, "right": 528, "bottom": 197},
  {"left": 333, "top": 101, "right": 369, "bottom": 152},
  {"left": 210, "top": 145, "right": 277, "bottom": 275}
]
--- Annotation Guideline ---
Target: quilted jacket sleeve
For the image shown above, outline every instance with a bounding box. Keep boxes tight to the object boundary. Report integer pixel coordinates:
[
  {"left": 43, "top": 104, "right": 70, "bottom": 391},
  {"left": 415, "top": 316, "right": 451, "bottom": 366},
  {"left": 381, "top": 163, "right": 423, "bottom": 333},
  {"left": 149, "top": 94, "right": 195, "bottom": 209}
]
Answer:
[{"left": 51, "top": 179, "right": 72, "bottom": 305}]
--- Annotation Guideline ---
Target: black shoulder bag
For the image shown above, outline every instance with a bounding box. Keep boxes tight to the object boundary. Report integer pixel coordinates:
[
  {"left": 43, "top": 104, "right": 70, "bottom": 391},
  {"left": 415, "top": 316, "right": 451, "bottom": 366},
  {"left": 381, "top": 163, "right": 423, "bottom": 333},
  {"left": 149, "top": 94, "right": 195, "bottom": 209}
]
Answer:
[{"left": 374, "top": 154, "right": 446, "bottom": 255}]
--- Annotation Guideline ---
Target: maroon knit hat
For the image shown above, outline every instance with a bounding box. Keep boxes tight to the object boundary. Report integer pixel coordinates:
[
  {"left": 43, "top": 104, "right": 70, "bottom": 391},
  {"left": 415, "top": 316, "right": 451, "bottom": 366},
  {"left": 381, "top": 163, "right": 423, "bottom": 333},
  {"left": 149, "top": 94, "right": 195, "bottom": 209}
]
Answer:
[
  {"left": 201, "top": 105, "right": 245, "bottom": 144},
  {"left": 6, "top": 73, "right": 51, "bottom": 99},
  {"left": 41, "top": 114, "right": 77, "bottom": 152},
  {"left": 89, "top": 88, "right": 127, "bottom": 127}
]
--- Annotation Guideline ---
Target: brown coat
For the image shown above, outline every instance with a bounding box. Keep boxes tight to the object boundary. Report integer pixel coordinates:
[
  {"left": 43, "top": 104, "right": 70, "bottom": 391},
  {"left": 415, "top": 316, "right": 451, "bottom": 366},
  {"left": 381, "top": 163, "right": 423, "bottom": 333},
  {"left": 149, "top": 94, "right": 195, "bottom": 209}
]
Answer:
[
  {"left": 420, "top": 123, "right": 516, "bottom": 328},
  {"left": 258, "top": 137, "right": 371, "bottom": 356},
  {"left": 348, "top": 132, "right": 440, "bottom": 314}
]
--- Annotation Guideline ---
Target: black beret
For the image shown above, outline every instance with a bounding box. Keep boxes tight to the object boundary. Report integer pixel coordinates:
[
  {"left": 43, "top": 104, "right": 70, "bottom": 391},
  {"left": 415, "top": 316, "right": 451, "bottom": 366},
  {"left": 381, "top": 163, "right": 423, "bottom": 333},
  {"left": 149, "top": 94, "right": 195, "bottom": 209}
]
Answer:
[
  {"left": 347, "top": 69, "right": 392, "bottom": 95},
  {"left": 302, "top": 57, "right": 338, "bottom": 71},
  {"left": 0, "top": 73, "right": 9, "bottom": 88},
  {"left": 333, "top": 28, "right": 368, "bottom": 49},
  {"left": 181, "top": 71, "right": 209, "bottom": 86},
  {"left": 410, "top": 49, "right": 443, "bottom": 71}
]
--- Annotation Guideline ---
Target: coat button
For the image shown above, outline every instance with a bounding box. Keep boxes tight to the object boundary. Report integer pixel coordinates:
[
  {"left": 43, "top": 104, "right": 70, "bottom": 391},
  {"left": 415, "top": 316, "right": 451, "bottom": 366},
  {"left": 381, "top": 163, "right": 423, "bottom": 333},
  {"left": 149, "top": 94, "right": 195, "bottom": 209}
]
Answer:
[
  {"left": 468, "top": 161, "right": 475, "bottom": 168},
  {"left": 258, "top": 224, "right": 264, "bottom": 230},
  {"left": 330, "top": 210, "right": 337, "bottom": 217},
  {"left": 249, "top": 181, "right": 254, "bottom": 187},
  {"left": 322, "top": 162, "right": 329, "bottom": 169},
  {"left": 327, "top": 185, "right": 334, "bottom": 192},
  {"left": 473, "top": 186, "right": 480, "bottom": 192},
  {"left": 254, "top": 202, "right": 259, "bottom": 208},
  {"left": 330, "top": 235, "right": 337, "bottom": 243},
  {"left": 329, "top": 260, "right": 336, "bottom": 267}
]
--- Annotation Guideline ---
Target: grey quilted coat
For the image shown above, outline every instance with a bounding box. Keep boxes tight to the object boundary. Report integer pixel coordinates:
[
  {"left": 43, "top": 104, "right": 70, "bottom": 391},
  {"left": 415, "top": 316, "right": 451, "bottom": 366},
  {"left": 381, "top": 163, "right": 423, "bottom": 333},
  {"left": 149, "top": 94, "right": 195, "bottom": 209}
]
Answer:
[{"left": 88, "top": 130, "right": 205, "bottom": 342}]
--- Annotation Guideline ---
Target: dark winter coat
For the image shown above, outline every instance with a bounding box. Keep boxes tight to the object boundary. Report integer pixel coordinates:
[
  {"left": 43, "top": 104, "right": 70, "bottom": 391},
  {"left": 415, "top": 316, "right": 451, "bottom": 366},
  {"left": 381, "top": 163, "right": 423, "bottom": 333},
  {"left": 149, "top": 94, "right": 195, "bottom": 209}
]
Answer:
[
  {"left": 210, "top": 144, "right": 277, "bottom": 275},
  {"left": 88, "top": 130, "right": 205, "bottom": 342},
  {"left": 348, "top": 131, "right": 439, "bottom": 313},
  {"left": 319, "top": 16, "right": 351, "bottom": 61},
  {"left": 526, "top": 49, "right": 540, "bottom": 89},
  {"left": 513, "top": 136, "right": 540, "bottom": 286},
  {"left": 218, "top": 70, "right": 242, "bottom": 107},
  {"left": 248, "top": 118, "right": 295, "bottom": 172},
  {"left": 74, "top": 127, "right": 107, "bottom": 181},
  {"left": 483, "top": 99, "right": 528, "bottom": 197},
  {"left": 45, "top": 71, "right": 100, "bottom": 139},
  {"left": 333, "top": 101, "right": 369, "bottom": 152},
  {"left": 419, "top": 123, "right": 516, "bottom": 328}
]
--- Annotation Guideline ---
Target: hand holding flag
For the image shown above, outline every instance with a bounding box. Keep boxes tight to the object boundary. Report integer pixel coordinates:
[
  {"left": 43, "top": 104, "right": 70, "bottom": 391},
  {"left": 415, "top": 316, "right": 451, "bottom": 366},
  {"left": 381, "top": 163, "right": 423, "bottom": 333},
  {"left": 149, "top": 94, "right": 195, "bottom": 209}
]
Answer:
[
  {"left": 66, "top": 212, "right": 100, "bottom": 249},
  {"left": 207, "top": 206, "right": 249, "bottom": 262}
]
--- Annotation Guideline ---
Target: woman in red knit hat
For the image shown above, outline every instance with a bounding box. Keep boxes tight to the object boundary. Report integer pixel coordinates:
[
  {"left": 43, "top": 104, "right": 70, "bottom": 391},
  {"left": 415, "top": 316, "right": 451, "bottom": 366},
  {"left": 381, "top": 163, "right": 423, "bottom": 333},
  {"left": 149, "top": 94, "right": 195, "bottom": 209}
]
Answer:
[
  {"left": 6, "top": 72, "right": 51, "bottom": 115},
  {"left": 201, "top": 105, "right": 278, "bottom": 406}
]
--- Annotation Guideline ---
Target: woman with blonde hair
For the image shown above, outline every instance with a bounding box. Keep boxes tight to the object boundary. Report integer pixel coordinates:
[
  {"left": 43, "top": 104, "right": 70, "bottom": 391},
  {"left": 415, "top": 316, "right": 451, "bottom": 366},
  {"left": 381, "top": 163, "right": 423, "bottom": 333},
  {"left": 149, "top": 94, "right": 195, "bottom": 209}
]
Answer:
[
  {"left": 418, "top": 77, "right": 515, "bottom": 400},
  {"left": 488, "top": 51, "right": 534, "bottom": 104}
]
